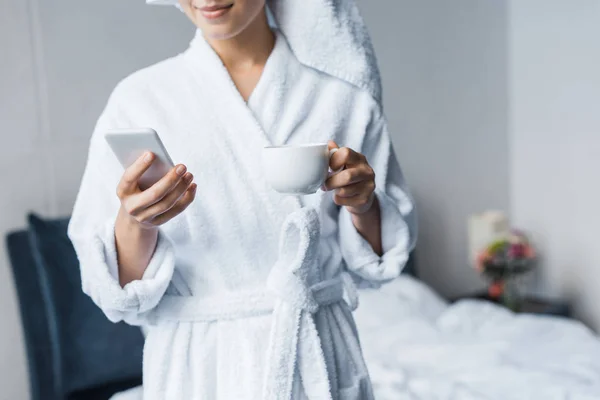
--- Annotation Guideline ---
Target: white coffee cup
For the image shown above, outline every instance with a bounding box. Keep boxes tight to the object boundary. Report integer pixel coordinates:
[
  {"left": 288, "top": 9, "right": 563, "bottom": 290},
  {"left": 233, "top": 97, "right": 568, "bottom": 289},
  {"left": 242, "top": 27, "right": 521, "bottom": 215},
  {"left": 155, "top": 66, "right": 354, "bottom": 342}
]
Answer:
[{"left": 262, "top": 143, "right": 338, "bottom": 195}]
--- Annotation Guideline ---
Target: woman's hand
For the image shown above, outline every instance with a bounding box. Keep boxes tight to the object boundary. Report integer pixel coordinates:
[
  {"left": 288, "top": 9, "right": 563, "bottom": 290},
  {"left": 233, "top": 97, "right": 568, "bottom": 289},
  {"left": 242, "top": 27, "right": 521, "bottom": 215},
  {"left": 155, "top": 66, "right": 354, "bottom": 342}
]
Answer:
[
  {"left": 325, "top": 140, "right": 376, "bottom": 215},
  {"left": 117, "top": 152, "right": 197, "bottom": 228},
  {"left": 114, "top": 152, "right": 196, "bottom": 286},
  {"left": 325, "top": 140, "right": 383, "bottom": 255}
]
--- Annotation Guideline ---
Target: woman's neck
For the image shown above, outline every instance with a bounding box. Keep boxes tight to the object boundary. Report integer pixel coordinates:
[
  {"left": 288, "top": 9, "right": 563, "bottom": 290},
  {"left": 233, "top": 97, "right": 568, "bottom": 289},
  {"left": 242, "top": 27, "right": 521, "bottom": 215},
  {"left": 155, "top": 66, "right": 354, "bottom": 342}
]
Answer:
[{"left": 206, "top": 9, "right": 275, "bottom": 71}]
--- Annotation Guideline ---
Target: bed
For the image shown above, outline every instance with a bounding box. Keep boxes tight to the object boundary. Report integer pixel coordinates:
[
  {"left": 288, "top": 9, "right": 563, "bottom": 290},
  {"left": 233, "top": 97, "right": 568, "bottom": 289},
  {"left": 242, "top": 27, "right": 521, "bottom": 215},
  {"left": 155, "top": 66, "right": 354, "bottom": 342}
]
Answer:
[{"left": 354, "top": 276, "right": 600, "bottom": 399}]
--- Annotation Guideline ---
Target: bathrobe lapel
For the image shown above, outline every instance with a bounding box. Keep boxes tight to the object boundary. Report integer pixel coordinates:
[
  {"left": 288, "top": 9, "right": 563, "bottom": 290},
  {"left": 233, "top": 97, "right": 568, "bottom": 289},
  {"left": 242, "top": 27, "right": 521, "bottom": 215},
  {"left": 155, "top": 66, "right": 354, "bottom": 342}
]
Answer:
[{"left": 180, "top": 30, "right": 304, "bottom": 234}]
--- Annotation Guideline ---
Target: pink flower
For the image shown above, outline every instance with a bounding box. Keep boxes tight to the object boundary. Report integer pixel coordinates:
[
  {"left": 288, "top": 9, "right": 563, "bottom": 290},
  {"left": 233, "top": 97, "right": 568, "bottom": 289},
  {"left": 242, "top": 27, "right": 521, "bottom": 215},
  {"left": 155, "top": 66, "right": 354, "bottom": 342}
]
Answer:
[{"left": 508, "top": 243, "right": 526, "bottom": 258}]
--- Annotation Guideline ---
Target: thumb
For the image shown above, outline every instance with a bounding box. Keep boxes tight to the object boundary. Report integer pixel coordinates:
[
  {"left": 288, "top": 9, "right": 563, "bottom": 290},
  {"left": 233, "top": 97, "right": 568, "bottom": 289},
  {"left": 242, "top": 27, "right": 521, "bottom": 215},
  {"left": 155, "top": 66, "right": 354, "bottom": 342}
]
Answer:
[{"left": 327, "top": 140, "right": 345, "bottom": 176}]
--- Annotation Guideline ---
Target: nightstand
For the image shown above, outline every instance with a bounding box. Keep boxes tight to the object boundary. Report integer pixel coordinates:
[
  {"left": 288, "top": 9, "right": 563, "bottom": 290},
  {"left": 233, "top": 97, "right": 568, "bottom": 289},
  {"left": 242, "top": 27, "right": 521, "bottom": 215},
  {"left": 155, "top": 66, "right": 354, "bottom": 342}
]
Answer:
[{"left": 453, "top": 292, "right": 571, "bottom": 318}]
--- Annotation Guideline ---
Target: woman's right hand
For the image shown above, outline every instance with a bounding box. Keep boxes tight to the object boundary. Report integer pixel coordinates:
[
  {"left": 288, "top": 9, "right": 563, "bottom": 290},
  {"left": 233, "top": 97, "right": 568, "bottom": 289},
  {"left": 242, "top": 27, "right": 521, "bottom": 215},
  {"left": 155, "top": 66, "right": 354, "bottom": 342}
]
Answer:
[
  {"left": 117, "top": 152, "right": 197, "bottom": 228},
  {"left": 114, "top": 152, "right": 196, "bottom": 286}
]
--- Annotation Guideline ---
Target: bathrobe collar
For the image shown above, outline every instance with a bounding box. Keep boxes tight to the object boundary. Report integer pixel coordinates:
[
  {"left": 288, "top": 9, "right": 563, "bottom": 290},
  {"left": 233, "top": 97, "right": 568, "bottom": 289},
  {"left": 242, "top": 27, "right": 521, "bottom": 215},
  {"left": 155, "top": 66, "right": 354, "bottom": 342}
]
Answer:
[
  {"left": 181, "top": 29, "right": 305, "bottom": 223},
  {"left": 182, "top": 28, "right": 292, "bottom": 147}
]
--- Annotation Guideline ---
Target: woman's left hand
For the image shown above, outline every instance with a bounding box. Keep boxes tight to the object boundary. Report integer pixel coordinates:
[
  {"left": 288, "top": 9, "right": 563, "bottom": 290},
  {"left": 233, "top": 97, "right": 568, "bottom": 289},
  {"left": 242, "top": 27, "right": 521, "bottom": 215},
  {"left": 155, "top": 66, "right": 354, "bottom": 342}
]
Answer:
[{"left": 325, "top": 140, "right": 376, "bottom": 215}]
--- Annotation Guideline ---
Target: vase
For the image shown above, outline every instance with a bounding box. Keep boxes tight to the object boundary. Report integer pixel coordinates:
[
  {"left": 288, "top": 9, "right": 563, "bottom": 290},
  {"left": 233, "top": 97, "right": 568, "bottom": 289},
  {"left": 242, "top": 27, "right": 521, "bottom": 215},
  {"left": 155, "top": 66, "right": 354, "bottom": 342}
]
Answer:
[
  {"left": 482, "top": 258, "right": 535, "bottom": 311},
  {"left": 500, "top": 277, "right": 523, "bottom": 311}
]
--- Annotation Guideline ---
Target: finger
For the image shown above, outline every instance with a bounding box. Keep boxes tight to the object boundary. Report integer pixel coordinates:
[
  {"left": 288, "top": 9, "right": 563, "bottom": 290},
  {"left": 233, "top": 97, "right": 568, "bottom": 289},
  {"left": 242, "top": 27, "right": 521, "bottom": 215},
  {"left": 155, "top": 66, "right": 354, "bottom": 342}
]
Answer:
[
  {"left": 335, "top": 180, "right": 374, "bottom": 199},
  {"left": 135, "top": 164, "right": 188, "bottom": 208},
  {"left": 123, "top": 166, "right": 188, "bottom": 216},
  {"left": 135, "top": 173, "right": 194, "bottom": 222},
  {"left": 117, "top": 152, "right": 155, "bottom": 198},
  {"left": 151, "top": 184, "right": 197, "bottom": 226},
  {"left": 325, "top": 165, "right": 375, "bottom": 190},
  {"left": 329, "top": 146, "right": 364, "bottom": 172},
  {"left": 333, "top": 192, "right": 375, "bottom": 211},
  {"left": 327, "top": 140, "right": 339, "bottom": 152}
]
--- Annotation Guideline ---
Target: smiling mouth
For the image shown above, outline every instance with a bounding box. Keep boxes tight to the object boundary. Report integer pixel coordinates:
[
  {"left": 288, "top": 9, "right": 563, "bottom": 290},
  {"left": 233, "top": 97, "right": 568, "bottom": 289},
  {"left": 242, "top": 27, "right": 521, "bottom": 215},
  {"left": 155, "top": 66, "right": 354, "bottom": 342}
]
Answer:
[{"left": 195, "top": 3, "right": 234, "bottom": 20}]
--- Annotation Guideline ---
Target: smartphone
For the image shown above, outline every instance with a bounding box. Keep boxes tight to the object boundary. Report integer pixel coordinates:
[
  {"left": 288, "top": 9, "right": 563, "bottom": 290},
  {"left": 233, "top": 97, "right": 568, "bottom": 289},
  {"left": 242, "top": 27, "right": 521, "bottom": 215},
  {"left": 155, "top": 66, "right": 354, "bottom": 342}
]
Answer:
[{"left": 104, "top": 128, "right": 175, "bottom": 190}]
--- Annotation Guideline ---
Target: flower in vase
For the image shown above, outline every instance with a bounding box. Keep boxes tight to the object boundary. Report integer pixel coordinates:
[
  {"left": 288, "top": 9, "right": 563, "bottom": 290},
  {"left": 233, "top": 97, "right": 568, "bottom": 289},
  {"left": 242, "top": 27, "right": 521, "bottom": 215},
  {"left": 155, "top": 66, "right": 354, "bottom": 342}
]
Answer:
[
  {"left": 508, "top": 243, "right": 526, "bottom": 258},
  {"left": 474, "top": 229, "right": 537, "bottom": 281},
  {"left": 476, "top": 251, "right": 491, "bottom": 272},
  {"left": 488, "top": 281, "right": 505, "bottom": 298},
  {"left": 475, "top": 228, "right": 536, "bottom": 309}
]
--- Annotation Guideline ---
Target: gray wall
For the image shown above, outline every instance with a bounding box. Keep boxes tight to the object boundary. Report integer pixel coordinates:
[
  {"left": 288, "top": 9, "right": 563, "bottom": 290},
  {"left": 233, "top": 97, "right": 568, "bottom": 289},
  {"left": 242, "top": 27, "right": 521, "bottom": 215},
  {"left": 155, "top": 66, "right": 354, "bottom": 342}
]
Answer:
[
  {"left": 509, "top": 0, "right": 600, "bottom": 329},
  {"left": 359, "top": 0, "right": 510, "bottom": 297},
  {"left": 0, "top": 1, "right": 193, "bottom": 398}
]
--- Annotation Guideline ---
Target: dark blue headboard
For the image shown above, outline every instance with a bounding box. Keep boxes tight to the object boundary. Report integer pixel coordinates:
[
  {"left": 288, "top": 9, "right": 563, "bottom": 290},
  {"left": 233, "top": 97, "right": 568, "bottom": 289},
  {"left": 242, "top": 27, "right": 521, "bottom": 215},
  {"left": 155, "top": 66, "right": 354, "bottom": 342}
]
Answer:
[
  {"left": 6, "top": 231, "right": 55, "bottom": 400},
  {"left": 6, "top": 216, "right": 143, "bottom": 400},
  {"left": 404, "top": 251, "right": 418, "bottom": 278}
]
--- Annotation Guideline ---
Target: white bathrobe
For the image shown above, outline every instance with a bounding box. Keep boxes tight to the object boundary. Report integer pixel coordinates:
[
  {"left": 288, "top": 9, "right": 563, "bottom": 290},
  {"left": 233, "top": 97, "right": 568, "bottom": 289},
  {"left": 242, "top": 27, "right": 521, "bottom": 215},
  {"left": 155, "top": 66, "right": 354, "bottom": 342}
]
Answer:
[{"left": 68, "top": 30, "right": 416, "bottom": 400}]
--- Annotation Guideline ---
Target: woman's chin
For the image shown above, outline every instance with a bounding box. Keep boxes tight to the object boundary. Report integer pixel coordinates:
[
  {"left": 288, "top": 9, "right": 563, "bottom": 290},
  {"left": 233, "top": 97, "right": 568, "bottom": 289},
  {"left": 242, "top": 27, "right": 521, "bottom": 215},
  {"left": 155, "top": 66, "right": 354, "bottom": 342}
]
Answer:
[{"left": 200, "top": 24, "right": 244, "bottom": 41}]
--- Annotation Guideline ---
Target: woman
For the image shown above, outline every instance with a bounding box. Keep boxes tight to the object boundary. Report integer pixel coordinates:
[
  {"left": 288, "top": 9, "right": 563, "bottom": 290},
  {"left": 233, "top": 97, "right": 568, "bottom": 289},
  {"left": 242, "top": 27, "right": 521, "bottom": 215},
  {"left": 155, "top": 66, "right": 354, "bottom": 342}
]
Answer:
[{"left": 68, "top": 0, "right": 416, "bottom": 398}]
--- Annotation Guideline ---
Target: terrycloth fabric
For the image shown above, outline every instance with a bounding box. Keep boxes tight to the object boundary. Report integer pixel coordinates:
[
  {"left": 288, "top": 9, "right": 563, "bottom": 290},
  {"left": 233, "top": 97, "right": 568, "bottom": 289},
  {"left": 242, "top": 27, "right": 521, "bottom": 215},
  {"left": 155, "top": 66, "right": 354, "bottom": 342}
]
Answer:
[
  {"left": 68, "top": 30, "right": 416, "bottom": 399},
  {"left": 147, "top": 0, "right": 383, "bottom": 103}
]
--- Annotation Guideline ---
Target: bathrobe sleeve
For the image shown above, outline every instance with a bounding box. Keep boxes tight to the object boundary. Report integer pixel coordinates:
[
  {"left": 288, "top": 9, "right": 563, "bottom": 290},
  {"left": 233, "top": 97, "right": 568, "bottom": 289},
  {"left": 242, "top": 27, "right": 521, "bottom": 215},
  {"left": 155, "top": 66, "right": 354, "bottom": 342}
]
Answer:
[
  {"left": 67, "top": 87, "right": 176, "bottom": 326},
  {"left": 338, "top": 102, "right": 417, "bottom": 288}
]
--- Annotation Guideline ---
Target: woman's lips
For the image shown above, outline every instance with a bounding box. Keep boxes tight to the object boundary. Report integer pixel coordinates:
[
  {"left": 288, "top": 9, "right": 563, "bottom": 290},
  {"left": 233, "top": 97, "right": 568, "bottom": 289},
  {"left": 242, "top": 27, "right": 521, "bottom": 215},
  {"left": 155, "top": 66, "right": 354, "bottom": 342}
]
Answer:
[{"left": 197, "top": 3, "right": 233, "bottom": 20}]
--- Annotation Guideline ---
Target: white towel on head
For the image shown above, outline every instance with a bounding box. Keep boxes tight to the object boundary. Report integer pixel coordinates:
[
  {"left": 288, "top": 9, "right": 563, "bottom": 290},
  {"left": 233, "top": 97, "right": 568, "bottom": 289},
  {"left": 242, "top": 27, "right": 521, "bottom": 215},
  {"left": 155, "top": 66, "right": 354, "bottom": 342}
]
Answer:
[{"left": 146, "top": 0, "right": 382, "bottom": 103}]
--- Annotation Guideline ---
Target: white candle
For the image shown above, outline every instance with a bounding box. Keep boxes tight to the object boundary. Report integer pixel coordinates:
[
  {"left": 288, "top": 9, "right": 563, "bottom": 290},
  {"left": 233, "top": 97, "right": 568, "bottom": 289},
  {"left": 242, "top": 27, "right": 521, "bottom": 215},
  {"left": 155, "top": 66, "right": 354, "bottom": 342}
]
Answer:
[{"left": 468, "top": 211, "right": 510, "bottom": 267}]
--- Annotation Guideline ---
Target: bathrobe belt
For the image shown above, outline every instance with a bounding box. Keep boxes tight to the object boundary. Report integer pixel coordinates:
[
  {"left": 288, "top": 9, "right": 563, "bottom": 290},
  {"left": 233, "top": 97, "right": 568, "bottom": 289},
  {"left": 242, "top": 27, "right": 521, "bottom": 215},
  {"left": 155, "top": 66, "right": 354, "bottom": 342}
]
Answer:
[
  {"left": 149, "top": 274, "right": 357, "bottom": 323},
  {"left": 148, "top": 272, "right": 358, "bottom": 400},
  {"left": 148, "top": 208, "right": 359, "bottom": 400}
]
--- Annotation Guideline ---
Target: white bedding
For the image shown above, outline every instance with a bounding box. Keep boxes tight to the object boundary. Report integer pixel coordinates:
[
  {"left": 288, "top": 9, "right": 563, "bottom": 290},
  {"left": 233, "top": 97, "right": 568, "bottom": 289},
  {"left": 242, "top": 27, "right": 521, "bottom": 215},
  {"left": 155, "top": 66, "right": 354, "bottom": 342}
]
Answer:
[
  {"left": 112, "top": 276, "right": 600, "bottom": 399},
  {"left": 353, "top": 276, "right": 600, "bottom": 400}
]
